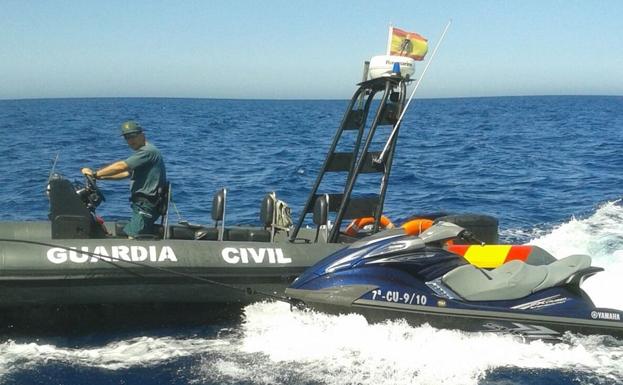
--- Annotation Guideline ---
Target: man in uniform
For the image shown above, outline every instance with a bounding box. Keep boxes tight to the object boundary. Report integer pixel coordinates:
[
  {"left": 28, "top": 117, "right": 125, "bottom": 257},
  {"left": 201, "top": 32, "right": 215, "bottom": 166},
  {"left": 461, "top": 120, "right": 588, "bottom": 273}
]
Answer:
[{"left": 81, "top": 120, "right": 167, "bottom": 238}]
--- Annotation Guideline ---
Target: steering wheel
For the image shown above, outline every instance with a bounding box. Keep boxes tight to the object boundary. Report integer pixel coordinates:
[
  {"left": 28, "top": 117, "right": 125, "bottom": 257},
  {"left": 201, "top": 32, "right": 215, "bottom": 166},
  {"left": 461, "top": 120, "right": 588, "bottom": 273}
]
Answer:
[
  {"left": 80, "top": 173, "right": 105, "bottom": 209},
  {"left": 84, "top": 173, "right": 97, "bottom": 190}
]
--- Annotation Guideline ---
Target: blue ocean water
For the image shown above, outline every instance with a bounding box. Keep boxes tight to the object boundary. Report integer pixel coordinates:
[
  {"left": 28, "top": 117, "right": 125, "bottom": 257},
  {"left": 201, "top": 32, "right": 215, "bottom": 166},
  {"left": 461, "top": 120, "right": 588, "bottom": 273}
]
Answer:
[{"left": 1, "top": 95, "right": 623, "bottom": 384}]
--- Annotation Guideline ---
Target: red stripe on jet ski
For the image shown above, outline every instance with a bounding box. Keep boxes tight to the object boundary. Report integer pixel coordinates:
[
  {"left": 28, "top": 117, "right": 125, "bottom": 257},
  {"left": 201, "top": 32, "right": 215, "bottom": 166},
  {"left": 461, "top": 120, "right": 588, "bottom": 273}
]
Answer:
[
  {"left": 447, "top": 245, "right": 468, "bottom": 256},
  {"left": 505, "top": 245, "right": 533, "bottom": 262}
]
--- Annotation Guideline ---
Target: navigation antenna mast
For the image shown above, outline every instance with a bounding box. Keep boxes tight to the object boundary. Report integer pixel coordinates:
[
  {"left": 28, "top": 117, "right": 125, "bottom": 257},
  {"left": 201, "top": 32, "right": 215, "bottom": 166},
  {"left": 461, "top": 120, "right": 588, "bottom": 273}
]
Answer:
[
  {"left": 290, "top": 21, "right": 451, "bottom": 243},
  {"left": 290, "top": 73, "right": 408, "bottom": 243}
]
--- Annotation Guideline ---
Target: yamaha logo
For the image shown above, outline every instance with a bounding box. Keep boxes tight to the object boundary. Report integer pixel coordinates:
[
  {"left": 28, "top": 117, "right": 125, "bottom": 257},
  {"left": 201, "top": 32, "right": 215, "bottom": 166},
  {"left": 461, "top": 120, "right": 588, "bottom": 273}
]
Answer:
[{"left": 591, "top": 311, "right": 621, "bottom": 321}]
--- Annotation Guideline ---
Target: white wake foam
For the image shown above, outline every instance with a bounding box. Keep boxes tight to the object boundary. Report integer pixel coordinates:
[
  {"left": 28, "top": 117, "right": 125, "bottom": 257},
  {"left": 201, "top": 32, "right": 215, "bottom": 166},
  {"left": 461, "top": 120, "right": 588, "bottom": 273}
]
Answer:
[
  {"left": 5, "top": 301, "right": 620, "bottom": 385},
  {"left": 197, "top": 301, "right": 623, "bottom": 385},
  {"left": 0, "top": 336, "right": 227, "bottom": 376},
  {"left": 530, "top": 200, "right": 623, "bottom": 309}
]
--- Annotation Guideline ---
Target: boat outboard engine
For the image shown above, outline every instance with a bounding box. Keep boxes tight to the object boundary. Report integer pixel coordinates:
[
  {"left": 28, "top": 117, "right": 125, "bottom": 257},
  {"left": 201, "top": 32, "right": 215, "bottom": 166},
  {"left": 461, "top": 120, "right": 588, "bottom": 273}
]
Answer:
[{"left": 47, "top": 173, "right": 107, "bottom": 239}]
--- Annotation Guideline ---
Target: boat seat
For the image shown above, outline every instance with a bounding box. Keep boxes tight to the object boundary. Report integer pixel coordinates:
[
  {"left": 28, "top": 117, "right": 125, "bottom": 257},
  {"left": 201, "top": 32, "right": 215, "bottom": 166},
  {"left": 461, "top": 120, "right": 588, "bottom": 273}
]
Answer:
[
  {"left": 260, "top": 192, "right": 291, "bottom": 242},
  {"left": 114, "top": 183, "right": 171, "bottom": 239},
  {"left": 441, "top": 254, "right": 592, "bottom": 301},
  {"left": 249, "top": 229, "right": 271, "bottom": 242},
  {"left": 313, "top": 194, "right": 330, "bottom": 242},
  {"left": 195, "top": 227, "right": 220, "bottom": 241},
  {"left": 160, "top": 182, "right": 172, "bottom": 239},
  {"left": 115, "top": 221, "right": 128, "bottom": 237},
  {"left": 193, "top": 227, "right": 270, "bottom": 242},
  {"left": 197, "top": 191, "right": 274, "bottom": 242},
  {"left": 48, "top": 176, "right": 107, "bottom": 239},
  {"left": 226, "top": 228, "right": 271, "bottom": 242},
  {"left": 188, "top": 189, "right": 273, "bottom": 242},
  {"left": 168, "top": 224, "right": 197, "bottom": 240},
  {"left": 225, "top": 229, "right": 246, "bottom": 241},
  {"left": 212, "top": 188, "right": 227, "bottom": 241},
  {"left": 258, "top": 193, "right": 277, "bottom": 242}
]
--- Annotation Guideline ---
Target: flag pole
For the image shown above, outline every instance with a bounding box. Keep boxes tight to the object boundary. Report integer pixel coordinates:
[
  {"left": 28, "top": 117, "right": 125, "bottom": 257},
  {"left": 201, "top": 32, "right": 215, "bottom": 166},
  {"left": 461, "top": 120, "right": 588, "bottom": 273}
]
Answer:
[{"left": 375, "top": 19, "right": 452, "bottom": 164}]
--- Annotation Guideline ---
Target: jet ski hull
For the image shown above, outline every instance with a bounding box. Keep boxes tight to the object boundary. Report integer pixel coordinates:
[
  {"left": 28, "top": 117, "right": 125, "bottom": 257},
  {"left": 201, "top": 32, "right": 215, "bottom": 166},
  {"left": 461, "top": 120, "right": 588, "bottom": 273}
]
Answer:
[
  {"left": 287, "top": 286, "right": 623, "bottom": 340},
  {"left": 286, "top": 225, "right": 623, "bottom": 341}
]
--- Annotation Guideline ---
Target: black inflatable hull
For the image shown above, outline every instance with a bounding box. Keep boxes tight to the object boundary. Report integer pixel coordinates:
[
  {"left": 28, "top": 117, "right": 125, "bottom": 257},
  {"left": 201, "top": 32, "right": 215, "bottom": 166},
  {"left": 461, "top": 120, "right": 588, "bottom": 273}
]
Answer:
[
  {"left": 0, "top": 221, "right": 343, "bottom": 307},
  {"left": 0, "top": 213, "right": 500, "bottom": 308}
]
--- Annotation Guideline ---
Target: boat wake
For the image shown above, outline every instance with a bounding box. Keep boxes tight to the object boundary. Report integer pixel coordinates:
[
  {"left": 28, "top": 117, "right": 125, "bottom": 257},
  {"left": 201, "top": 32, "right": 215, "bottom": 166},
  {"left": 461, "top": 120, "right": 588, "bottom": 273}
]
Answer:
[
  {"left": 1, "top": 202, "right": 623, "bottom": 384},
  {"left": 529, "top": 200, "right": 623, "bottom": 309},
  {"left": 206, "top": 301, "right": 623, "bottom": 385},
  {"left": 0, "top": 335, "right": 227, "bottom": 374},
  {"left": 1, "top": 301, "right": 621, "bottom": 385}
]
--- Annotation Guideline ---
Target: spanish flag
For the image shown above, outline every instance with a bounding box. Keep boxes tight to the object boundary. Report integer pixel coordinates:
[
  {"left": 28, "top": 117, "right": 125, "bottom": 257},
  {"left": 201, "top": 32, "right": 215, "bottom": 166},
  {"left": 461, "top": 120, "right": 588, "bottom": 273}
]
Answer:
[{"left": 388, "top": 27, "right": 428, "bottom": 61}]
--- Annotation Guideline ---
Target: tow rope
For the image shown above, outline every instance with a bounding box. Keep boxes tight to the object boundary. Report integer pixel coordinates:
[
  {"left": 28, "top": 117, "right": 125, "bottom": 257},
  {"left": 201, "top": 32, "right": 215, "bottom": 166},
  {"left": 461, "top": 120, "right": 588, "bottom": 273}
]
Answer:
[{"left": 0, "top": 238, "right": 295, "bottom": 305}]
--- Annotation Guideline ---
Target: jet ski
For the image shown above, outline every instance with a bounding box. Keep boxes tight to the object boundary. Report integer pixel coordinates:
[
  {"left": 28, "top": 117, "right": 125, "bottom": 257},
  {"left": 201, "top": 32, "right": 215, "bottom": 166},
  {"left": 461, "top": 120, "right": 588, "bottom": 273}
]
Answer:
[{"left": 286, "top": 221, "right": 623, "bottom": 340}]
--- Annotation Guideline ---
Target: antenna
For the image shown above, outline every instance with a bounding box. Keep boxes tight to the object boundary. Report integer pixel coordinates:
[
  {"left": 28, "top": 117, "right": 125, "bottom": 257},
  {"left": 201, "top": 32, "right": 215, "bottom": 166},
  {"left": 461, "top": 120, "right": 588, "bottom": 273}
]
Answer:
[
  {"left": 375, "top": 19, "right": 453, "bottom": 164},
  {"left": 48, "top": 152, "right": 60, "bottom": 181}
]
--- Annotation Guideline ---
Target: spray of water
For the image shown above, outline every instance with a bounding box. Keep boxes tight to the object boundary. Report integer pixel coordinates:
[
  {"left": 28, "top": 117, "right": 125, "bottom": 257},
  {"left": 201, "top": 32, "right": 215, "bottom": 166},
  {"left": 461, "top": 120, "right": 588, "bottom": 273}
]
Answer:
[
  {"left": 197, "top": 301, "right": 623, "bottom": 385},
  {"left": 0, "top": 336, "right": 227, "bottom": 375},
  {"left": 529, "top": 200, "right": 623, "bottom": 309}
]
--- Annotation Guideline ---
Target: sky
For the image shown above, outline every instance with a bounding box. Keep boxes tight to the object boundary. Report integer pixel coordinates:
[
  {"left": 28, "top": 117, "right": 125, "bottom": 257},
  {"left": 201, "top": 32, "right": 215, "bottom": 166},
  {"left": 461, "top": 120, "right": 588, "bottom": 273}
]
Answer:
[{"left": 1, "top": 0, "right": 622, "bottom": 100}]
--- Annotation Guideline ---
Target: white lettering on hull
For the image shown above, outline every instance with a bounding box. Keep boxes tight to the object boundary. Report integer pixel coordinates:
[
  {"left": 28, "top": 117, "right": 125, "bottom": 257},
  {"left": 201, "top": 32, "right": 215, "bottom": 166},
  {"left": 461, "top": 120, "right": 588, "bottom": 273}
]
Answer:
[
  {"left": 46, "top": 246, "right": 178, "bottom": 264},
  {"left": 591, "top": 311, "right": 621, "bottom": 321},
  {"left": 221, "top": 247, "right": 292, "bottom": 264}
]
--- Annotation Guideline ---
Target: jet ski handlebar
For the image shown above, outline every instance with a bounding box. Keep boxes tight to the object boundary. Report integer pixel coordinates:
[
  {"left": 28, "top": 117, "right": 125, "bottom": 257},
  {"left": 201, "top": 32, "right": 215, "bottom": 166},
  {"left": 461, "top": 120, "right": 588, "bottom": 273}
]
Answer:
[
  {"left": 349, "top": 221, "right": 487, "bottom": 260},
  {"left": 457, "top": 230, "right": 485, "bottom": 246},
  {"left": 363, "top": 221, "right": 486, "bottom": 258},
  {"left": 418, "top": 221, "right": 484, "bottom": 245}
]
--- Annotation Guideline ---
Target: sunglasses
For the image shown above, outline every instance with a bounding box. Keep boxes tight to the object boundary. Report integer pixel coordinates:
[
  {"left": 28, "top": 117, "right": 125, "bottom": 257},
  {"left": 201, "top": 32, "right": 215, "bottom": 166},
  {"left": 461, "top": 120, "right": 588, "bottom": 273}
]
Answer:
[{"left": 124, "top": 132, "right": 141, "bottom": 140}]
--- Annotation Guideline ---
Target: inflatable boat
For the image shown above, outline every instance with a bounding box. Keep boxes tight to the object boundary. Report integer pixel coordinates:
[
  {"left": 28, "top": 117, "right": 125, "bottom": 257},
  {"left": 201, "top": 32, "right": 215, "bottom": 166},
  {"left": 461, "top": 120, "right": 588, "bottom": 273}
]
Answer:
[{"left": 0, "top": 68, "right": 499, "bottom": 313}]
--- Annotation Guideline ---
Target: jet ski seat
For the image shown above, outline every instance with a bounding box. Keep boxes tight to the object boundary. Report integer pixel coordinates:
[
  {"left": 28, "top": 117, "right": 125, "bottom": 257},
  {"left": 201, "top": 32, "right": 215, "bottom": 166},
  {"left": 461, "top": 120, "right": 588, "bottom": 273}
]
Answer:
[{"left": 441, "top": 254, "right": 593, "bottom": 301}]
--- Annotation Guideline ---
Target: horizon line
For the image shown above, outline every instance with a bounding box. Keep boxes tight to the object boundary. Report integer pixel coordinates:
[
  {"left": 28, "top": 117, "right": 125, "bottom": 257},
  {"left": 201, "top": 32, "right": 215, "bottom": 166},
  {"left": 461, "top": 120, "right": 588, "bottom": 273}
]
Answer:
[{"left": 1, "top": 94, "right": 621, "bottom": 103}]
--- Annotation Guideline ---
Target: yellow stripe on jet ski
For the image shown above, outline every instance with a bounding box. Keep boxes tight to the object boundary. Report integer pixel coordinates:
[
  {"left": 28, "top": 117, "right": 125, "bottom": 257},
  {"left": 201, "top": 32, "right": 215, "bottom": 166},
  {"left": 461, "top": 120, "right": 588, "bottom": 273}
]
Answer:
[{"left": 462, "top": 245, "right": 511, "bottom": 268}]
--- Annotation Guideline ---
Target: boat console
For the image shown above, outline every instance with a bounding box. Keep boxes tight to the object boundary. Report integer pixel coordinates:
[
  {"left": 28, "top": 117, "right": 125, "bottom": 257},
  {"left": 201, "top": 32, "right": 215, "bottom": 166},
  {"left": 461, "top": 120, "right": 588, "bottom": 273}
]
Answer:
[{"left": 47, "top": 173, "right": 107, "bottom": 239}]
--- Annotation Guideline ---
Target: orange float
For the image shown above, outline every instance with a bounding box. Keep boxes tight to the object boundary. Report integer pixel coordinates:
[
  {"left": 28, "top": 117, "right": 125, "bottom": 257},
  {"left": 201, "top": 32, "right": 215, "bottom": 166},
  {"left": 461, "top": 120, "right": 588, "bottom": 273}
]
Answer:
[
  {"left": 345, "top": 215, "right": 394, "bottom": 236},
  {"left": 401, "top": 218, "right": 434, "bottom": 236}
]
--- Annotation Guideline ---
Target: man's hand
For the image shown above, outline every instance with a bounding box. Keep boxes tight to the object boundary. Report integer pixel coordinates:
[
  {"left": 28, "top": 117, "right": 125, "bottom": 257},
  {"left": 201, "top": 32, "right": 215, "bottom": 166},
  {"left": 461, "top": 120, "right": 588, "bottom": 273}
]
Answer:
[
  {"left": 81, "top": 167, "right": 95, "bottom": 177},
  {"left": 81, "top": 162, "right": 130, "bottom": 180}
]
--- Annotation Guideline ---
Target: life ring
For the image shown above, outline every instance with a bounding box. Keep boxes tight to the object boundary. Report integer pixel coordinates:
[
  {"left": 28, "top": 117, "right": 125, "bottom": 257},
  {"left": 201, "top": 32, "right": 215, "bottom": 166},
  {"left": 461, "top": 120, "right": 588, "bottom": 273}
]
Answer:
[
  {"left": 401, "top": 218, "right": 434, "bottom": 236},
  {"left": 345, "top": 215, "right": 394, "bottom": 236}
]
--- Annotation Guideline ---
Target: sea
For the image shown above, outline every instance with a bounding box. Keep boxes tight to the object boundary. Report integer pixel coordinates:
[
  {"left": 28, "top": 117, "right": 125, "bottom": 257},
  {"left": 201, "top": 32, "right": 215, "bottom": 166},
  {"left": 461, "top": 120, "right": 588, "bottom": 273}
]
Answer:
[{"left": 0, "top": 95, "right": 622, "bottom": 385}]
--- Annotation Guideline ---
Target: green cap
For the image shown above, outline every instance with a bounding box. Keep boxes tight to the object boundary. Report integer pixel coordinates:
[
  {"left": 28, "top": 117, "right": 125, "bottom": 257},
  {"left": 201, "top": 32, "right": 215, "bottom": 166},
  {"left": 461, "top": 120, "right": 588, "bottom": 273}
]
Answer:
[{"left": 120, "top": 120, "right": 143, "bottom": 136}]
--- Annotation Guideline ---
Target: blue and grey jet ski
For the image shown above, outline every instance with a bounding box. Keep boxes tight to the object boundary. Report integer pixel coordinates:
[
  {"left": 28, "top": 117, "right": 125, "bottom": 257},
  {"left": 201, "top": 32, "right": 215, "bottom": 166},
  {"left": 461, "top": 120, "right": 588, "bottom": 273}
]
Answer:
[{"left": 286, "top": 222, "right": 623, "bottom": 340}]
